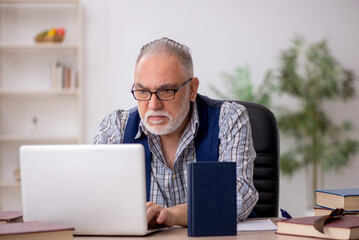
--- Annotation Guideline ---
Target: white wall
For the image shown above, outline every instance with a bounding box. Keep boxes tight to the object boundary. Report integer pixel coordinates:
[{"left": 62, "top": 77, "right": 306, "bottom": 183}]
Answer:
[{"left": 82, "top": 0, "right": 359, "bottom": 217}]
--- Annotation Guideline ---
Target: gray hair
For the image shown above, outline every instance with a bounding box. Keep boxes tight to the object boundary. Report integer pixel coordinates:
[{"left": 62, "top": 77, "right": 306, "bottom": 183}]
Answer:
[{"left": 136, "top": 37, "right": 194, "bottom": 78}]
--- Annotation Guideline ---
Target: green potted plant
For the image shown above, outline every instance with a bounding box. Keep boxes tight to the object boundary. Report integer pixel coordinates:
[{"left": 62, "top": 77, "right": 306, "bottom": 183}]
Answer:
[
  {"left": 209, "top": 65, "right": 274, "bottom": 107},
  {"left": 212, "top": 36, "right": 358, "bottom": 205},
  {"left": 275, "top": 36, "right": 358, "bottom": 204}
]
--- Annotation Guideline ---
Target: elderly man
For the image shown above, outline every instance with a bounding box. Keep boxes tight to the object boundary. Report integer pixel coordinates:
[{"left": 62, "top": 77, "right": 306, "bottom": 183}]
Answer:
[{"left": 93, "top": 37, "right": 258, "bottom": 228}]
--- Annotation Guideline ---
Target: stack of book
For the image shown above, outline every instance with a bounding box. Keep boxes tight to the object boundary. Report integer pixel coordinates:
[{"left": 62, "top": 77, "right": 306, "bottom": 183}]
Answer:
[
  {"left": 276, "top": 188, "right": 359, "bottom": 240},
  {"left": 315, "top": 188, "right": 359, "bottom": 216},
  {"left": 51, "top": 61, "right": 78, "bottom": 91},
  {"left": 0, "top": 211, "right": 74, "bottom": 240}
]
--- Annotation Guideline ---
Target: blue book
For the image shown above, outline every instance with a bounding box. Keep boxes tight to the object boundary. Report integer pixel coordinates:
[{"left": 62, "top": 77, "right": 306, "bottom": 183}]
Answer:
[
  {"left": 187, "top": 162, "right": 237, "bottom": 237},
  {"left": 316, "top": 188, "right": 359, "bottom": 211}
]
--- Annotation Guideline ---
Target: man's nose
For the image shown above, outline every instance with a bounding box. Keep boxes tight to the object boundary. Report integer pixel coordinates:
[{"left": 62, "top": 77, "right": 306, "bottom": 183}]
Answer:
[{"left": 148, "top": 93, "right": 162, "bottom": 110}]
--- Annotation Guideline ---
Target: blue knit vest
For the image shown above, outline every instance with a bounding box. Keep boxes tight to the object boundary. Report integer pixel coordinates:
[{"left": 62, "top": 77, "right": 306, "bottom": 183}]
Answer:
[{"left": 123, "top": 94, "right": 222, "bottom": 201}]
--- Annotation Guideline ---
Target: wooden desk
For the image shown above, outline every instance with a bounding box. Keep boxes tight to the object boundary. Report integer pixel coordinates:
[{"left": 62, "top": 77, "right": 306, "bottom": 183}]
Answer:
[{"left": 74, "top": 227, "right": 313, "bottom": 240}]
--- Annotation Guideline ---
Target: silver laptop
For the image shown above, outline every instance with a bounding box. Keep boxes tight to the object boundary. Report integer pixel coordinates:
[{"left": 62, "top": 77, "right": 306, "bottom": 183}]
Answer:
[{"left": 20, "top": 144, "right": 152, "bottom": 235}]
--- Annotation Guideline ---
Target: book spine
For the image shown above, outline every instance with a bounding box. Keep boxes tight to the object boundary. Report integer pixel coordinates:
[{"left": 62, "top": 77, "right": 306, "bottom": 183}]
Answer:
[
  {"left": 65, "top": 67, "right": 71, "bottom": 89},
  {"left": 187, "top": 163, "right": 194, "bottom": 237},
  {"left": 70, "top": 68, "right": 77, "bottom": 90},
  {"left": 57, "top": 63, "right": 64, "bottom": 90},
  {"left": 51, "top": 61, "right": 58, "bottom": 90}
]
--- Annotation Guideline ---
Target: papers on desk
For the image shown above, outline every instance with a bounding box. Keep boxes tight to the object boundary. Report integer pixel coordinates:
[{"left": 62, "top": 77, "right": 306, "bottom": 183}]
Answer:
[{"left": 237, "top": 219, "right": 277, "bottom": 231}]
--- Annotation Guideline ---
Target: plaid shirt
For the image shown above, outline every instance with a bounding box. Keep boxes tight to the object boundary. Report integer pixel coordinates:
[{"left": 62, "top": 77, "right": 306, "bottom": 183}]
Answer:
[{"left": 93, "top": 100, "right": 258, "bottom": 220}]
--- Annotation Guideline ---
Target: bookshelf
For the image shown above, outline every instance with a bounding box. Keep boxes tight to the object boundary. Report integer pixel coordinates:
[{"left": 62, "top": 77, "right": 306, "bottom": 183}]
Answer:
[
  {"left": 0, "top": 43, "right": 79, "bottom": 50},
  {"left": 0, "top": 0, "right": 83, "bottom": 210}
]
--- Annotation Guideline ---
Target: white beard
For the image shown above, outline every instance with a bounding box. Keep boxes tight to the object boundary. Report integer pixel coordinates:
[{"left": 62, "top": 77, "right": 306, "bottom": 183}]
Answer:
[{"left": 141, "top": 92, "right": 191, "bottom": 136}]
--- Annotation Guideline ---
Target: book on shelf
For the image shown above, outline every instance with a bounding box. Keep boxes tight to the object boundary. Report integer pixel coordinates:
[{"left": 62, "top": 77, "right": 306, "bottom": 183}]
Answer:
[
  {"left": 315, "top": 207, "right": 359, "bottom": 216},
  {"left": 51, "top": 61, "right": 77, "bottom": 91},
  {"left": 276, "top": 215, "right": 359, "bottom": 239},
  {"left": 316, "top": 188, "right": 359, "bottom": 211},
  {"left": 0, "top": 222, "right": 74, "bottom": 240},
  {"left": 0, "top": 211, "right": 22, "bottom": 224}
]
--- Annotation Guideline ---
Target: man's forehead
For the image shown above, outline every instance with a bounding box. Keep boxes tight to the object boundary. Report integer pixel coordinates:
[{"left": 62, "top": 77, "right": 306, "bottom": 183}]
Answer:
[
  {"left": 134, "top": 55, "right": 184, "bottom": 87},
  {"left": 133, "top": 80, "right": 178, "bottom": 89}
]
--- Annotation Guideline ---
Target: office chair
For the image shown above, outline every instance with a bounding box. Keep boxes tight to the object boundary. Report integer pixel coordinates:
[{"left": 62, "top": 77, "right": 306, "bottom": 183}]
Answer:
[{"left": 234, "top": 101, "right": 280, "bottom": 217}]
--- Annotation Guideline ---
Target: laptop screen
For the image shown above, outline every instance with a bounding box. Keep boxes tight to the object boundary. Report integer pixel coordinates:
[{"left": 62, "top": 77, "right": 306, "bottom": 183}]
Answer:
[{"left": 20, "top": 144, "right": 149, "bottom": 235}]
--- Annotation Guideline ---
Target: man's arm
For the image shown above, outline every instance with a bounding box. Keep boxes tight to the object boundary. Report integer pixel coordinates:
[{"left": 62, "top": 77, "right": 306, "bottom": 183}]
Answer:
[
  {"left": 146, "top": 202, "right": 187, "bottom": 228},
  {"left": 92, "top": 110, "right": 128, "bottom": 144},
  {"left": 218, "top": 101, "right": 259, "bottom": 221}
]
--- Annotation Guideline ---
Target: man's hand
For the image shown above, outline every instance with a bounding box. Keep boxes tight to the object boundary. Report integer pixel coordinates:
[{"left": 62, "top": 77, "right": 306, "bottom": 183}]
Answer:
[{"left": 146, "top": 202, "right": 188, "bottom": 228}]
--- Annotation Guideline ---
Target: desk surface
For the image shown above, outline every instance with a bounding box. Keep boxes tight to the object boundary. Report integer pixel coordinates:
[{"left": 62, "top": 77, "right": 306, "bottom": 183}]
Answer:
[{"left": 74, "top": 227, "right": 314, "bottom": 240}]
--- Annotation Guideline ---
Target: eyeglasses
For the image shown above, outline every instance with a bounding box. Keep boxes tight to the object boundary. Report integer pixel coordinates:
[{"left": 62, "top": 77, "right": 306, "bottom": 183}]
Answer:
[{"left": 131, "top": 78, "right": 193, "bottom": 101}]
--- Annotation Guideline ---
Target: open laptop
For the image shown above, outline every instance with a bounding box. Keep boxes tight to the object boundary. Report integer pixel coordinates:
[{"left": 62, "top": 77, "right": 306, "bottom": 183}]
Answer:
[{"left": 20, "top": 144, "right": 155, "bottom": 235}]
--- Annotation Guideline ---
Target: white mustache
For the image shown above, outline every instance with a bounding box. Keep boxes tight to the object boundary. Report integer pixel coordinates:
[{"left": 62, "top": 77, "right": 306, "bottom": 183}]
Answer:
[{"left": 145, "top": 110, "right": 172, "bottom": 124}]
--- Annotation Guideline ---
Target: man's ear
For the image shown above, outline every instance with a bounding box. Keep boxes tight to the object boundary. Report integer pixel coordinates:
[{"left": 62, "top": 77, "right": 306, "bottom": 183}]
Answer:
[{"left": 189, "top": 77, "right": 199, "bottom": 102}]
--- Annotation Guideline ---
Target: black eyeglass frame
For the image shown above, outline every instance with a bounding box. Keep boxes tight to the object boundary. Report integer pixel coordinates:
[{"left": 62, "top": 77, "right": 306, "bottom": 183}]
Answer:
[{"left": 131, "top": 78, "right": 193, "bottom": 101}]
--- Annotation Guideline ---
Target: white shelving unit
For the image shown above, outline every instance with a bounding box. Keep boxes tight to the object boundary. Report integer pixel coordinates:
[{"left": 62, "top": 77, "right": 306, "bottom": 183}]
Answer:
[
  {"left": 0, "top": 43, "right": 79, "bottom": 49},
  {"left": 0, "top": 0, "right": 83, "bottom": 210}
]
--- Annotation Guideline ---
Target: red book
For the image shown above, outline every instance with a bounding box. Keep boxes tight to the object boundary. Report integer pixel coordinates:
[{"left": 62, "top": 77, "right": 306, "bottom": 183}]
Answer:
[
  {"left": 0, "top": 222, "right": 74, "bottom": 240},
  {"left": 0, "top": 211, "right": 22, "bottom": 223},
  {"left": 276, "top": 215, "right": 359, "bottom": 239}
]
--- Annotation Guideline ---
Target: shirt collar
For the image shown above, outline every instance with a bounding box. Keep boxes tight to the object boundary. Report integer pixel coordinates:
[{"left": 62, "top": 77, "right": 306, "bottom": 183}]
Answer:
[
  {"left": 190, "top": 100, "right": 200, "bottom": 136},
  {"left": 135, "top": 119, "right": 146, "bottom": 139}
]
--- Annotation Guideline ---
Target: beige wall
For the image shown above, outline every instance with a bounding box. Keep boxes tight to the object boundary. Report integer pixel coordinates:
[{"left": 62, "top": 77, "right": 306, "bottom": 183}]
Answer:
[{"left": 83, "top": 0, "right": 359, "bottom": 216}]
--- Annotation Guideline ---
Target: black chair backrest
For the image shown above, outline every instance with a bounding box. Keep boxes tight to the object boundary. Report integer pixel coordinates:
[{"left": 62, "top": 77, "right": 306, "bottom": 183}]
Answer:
[{"left": 234, "top": 101, "right": 280, "bottom": 217}]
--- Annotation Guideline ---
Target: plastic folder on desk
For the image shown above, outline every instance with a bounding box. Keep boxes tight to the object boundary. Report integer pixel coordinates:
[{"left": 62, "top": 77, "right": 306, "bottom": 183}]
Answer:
[{"left": 187, "top": 162, "right": 237, "bottom": 237}]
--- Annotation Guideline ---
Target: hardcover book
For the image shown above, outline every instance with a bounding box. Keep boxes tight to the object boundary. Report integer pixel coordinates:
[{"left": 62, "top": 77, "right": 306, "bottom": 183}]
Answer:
[
  {"left": 314, "top": 207, "right": 359, "bottom": 216},
  {"left": 316, "top": 188, "right": 359, "bottom": 211},
  {"left": 276, "top": 215, "right": 359, "bottom": 239},
  {"left": 187, "top": 162, "right": 237, "bottom": 237},
  {"left": 0, "top": 222, "right": 74, "bottom": 240},
  {"left": 0, "top": 211, "right": 22, "bottom": 224}
]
